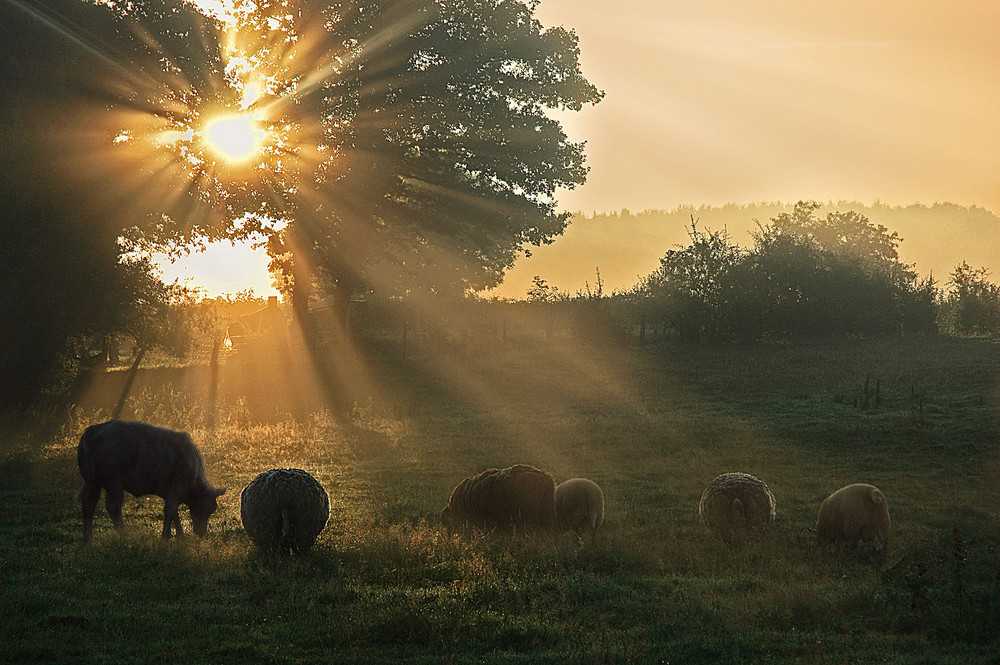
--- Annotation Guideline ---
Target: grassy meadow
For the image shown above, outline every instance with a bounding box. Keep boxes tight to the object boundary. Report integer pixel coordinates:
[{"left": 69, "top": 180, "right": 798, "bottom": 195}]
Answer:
[{"left": 2, "top": 334, "right": 999, "bottom": 664}]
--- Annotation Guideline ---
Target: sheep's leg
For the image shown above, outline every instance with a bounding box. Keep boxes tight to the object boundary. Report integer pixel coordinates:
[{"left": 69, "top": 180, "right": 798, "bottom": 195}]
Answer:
[
  {"left": 80, "top": 482, "right": 101, "bottom": 543},
  {"left": 162, "top": 498, "right": 181, "bottom": 539},
  {"left": 281, "top": 508, "right": 294, "bottom": 555},
  {"left": 104, "top": 481, "right": 125, "bottom": 533}
]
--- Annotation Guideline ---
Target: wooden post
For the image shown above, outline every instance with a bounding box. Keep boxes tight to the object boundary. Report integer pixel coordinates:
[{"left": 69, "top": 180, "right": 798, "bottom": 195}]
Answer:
[{"left": 111, "top": 348, "right": 145, "bottom": 420}]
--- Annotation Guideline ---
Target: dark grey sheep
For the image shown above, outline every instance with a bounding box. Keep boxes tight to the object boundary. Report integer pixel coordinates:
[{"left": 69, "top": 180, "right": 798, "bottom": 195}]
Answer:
[
  {"left": 240, "top": 468, "right": 330, "bottom": 555},
  {"left": 77, "top": 420, "right": 225, "bottom": 542}
]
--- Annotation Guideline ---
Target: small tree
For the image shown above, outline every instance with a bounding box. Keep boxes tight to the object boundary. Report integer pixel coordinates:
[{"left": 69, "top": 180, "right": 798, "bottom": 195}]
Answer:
[
  {"left": 0, "top": 194, "right": 190, "bottom": 411},
  {"left": 637, "top": 204, "right": 938, "bottom": 342},
  {"left": 642, "top": 222, "right": 744, "bottom": 341},
  {"left": 749, "top": 202, "right": 935, "bottom": 337},
  {"left": 944, "top": 263, "right": 1000, "bottom": 336},
  {"left": 526, "top": 276, "right": 566, "bottom": 304}
]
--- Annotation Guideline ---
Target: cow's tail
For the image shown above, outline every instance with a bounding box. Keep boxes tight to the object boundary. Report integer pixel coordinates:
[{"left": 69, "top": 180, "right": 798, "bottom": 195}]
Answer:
[{"left": 77, "top": 425, "right": 98, "bottom": 481}]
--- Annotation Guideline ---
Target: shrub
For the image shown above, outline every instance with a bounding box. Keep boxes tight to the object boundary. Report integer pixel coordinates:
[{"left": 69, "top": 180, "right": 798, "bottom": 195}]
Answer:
[{"left": 635, "top": 202, "right": 938, "bottom": 342}]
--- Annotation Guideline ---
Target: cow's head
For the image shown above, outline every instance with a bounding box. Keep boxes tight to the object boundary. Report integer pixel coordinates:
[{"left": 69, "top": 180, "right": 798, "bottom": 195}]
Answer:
[{"left": 190, "top": 486, "right": 227, "bottom": 537}]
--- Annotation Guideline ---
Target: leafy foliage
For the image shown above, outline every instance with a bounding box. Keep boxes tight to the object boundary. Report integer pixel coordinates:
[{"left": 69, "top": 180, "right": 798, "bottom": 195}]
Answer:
[
  {"left": 638, "top": 202, "right": 938, "bottom": 342},
  {"left": 217, "top": 0, "right": 603, "bottom": 303},
  {"left": 0, "top": 0, "right": 600, "bottom": 409},
  {"left": 940, "top": 262, "right": 1000, "bottom": 336},
  {"left": 0, "top": 188, "right": 191, "bottom": 410},
  {"left": 0, "top": 0, "right": 218, "bottom": 411},
  {"left": 525, "top": 275, "right": 566, "bottom": 303}
]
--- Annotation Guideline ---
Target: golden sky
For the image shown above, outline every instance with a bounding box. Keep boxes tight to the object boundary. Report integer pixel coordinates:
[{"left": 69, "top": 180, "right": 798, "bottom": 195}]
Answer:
[
  {"left": 537, "top": 0, "right": 1000, "bottom": 213},
  {"left": 162, "top": 0, "right": 1000, "bottom": 297}
]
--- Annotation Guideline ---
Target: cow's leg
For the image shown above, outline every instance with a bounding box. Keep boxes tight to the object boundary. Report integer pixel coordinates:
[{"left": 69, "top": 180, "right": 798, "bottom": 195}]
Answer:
[
  {"left": 79, "top": 482, "right": 101, "bottom": 543},
  {"left": 162, "top": 498, "right": 182, "bottom": 539},
  {"left": 104, "top": 481, "right": 125, "bottom": 533}
]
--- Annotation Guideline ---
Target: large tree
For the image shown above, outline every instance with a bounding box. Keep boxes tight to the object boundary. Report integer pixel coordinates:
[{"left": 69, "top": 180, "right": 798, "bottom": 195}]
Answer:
[
  {"left": 0, "top": 0, "right": 225, "bottom": 410},
  {"left": 2, "top": 0, "right": 600, "bottom": 409},
  {"left": 135, "top": 0, "right": 604, "bottom": 314},
  {"left": 293, "top": 0, "right": 603, "bottom": 305}
]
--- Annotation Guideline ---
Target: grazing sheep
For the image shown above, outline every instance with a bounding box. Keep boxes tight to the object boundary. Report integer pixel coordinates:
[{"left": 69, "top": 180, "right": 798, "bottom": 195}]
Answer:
[
  {"left": 240, "top": 468, "right": 330, "bottom": 555},
  {"left": 77, "top": 420, "right": 225, "bottom": 543},
  {"left": 698, "top": 472, "right": 776, "bottom": 543},
  {"left": 440, "top": 464, "right": 556, "bottom": 538},
  {"left": 815, "top": 483, "right": 890, "bottom": 552},
  {"left": 555, "top": 478, "right": 605, "bottom": 549}
]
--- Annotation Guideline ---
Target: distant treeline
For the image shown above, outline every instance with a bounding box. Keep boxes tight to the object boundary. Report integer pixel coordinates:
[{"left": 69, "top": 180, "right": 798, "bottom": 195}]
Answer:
[
  {"left": 492, "top": 201, "right": 1000, "bottom": 344},
  {"left": 498, "top": 200, "right": 1000, "bottom": 299}
]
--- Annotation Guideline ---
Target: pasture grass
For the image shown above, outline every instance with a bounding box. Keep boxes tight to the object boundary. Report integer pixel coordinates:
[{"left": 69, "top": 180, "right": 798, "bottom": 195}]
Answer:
[{"left": 2, "top": 334, "right": 999, "bottom": 663}]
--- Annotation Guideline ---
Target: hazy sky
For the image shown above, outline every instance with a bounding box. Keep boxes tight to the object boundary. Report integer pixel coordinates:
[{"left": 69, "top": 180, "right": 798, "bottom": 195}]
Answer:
[
  {"left": 537, "top": 0, "right": 1000, "bottom": 213},
  {"left": 162, "top": 0, "right": 1000, "bottom": 296}
]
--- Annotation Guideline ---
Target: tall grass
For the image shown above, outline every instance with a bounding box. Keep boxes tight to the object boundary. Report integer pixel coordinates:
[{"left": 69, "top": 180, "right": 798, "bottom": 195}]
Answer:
[{"left": 2, "top": 335, "right": 998, "bottom": 663}]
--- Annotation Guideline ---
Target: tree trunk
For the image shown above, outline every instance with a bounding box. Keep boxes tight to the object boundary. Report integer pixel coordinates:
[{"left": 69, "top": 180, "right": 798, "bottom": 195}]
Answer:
[{"left": 111, "top": 348, "right": 145, "bottom": 420}]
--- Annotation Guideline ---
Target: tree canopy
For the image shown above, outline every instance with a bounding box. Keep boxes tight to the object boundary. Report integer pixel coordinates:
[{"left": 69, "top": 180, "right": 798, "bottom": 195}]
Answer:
[
  {"left": 640, "top": 203, "right": 938, "bottom": 342},
  {"left": 0, "top": 0, "right": 221, "bottom": 410},
  {"left": 1, "top": 0, "right": 600, "bottom": 410},
  {"left": 221, "top": 0, "right": 604, "bottom": 305},
  {"left": 26, "top": 0, "right": 602, "bottom": 306},
  {"left": 10, "top": 0, "right": 602, "bottom": 292}
]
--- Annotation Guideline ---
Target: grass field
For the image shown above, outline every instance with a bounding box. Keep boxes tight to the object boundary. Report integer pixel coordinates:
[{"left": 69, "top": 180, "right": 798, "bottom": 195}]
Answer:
[{"left": 2, "top": 334, "right": 999, "bottom": 664}]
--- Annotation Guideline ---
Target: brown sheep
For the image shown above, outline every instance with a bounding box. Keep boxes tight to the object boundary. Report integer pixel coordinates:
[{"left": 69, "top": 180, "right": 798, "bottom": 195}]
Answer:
[
  {"left": 555, "top": 478, "right": 605, "bottom": 549},
  {"left": 698, "top": 472, "right": 776, "bottom": 543},
  {"left": 815, "top": 483, "right": 890, "bottom": 552},
  {"left": 440, "top": 464, "right": 556, "bottom": 539}
]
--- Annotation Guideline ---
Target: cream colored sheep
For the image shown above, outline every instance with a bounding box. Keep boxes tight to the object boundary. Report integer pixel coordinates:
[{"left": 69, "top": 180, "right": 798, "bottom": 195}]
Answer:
[
  {"left": 815, "top": 483, "right": 890, "bottom": 552},
  {"left": 555, "top": 478, "right": 605, "bottom": 549},
  {"left": 441, "top": 464, "right": 556, "bottom": 538},
  {"left": 698, "top": 472, "right": 776, "bottom": 543}
]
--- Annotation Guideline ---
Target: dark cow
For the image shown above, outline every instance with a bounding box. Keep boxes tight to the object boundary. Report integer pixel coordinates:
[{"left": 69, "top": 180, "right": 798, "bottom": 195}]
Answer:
[{"left": 77, "top": 420, "right": 226, "bottom": 543}]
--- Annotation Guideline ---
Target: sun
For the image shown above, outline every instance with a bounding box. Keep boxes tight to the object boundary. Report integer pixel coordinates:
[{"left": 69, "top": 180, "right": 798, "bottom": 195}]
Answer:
[{"left": 203, "top": 113, "right": 263, "bottom": 163}]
